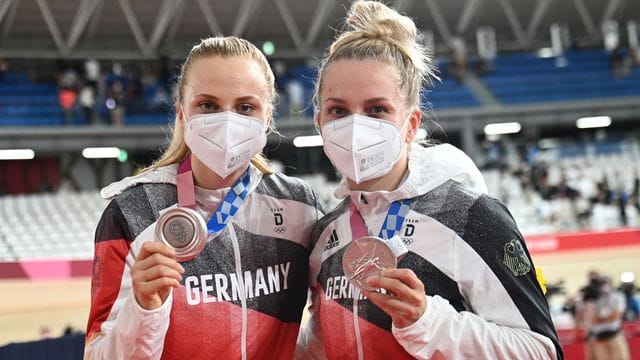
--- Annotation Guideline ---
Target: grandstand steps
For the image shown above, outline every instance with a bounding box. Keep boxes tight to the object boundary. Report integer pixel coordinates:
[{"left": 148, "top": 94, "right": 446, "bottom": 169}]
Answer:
[{"left": 461, "top": 72, "right": 501, "bottom": 106}]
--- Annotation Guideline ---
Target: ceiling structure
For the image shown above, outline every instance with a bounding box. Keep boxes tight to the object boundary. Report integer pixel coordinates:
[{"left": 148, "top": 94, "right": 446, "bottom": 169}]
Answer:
[{"left": 0, "top": 0, "right": 638, "bottom": 61}]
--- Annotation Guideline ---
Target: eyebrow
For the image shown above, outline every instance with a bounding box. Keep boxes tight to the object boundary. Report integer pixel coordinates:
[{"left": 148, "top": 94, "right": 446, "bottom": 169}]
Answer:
[
  {"left": 236, "top": 95, "right": 262, "bottom": 102},
  {"left": 364, "top": 97, "right": 390, "bottom": 104},
  {"left": 323, "top": 97, "right": 391, "bottom": 104},
  {"left": 193, "top": 94, "right": 262, "bottom": 102},
  {"left": 324, "top": 97, "right": 345, "bottom": 104}
]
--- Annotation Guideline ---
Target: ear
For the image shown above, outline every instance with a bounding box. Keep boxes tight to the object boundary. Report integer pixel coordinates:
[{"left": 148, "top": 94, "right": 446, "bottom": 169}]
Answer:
[
  {"left": 405, "top": 108, "right": 422, "bottom": 143},
  {"left": 314, "top": 115, "right": 323, "bottom": 134},
  {"left": 265, "top": 107, "right": 273, "bottom": 130},
  {"left": 176, "top": 104, "right": 186, "bottom": 127}
]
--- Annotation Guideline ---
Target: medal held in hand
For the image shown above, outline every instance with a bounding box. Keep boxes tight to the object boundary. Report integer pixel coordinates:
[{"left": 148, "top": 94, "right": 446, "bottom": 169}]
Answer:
[
  {"left": 154, "top": 157, "right": 251, "bottom": 262},
  {"left": 155, "top": 207, "right": 207, "bottom": 262},
  {"left": 342, "top": 236, "right": 398, "bottom": 292},
  {"left": 342, "top": 198, "right": 413, "bottom": 292}
]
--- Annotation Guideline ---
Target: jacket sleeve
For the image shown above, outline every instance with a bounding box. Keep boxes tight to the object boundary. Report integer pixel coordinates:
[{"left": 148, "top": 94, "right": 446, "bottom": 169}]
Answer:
[
  {"left": 392, "top": 295, "right": 557, "bottom": 359},
  {"left": 295, "top": 199, "right": 330, "bottom": 360},
  {"left": 393, "top": 195, "right": 562, "bottom": 359},
  {"left": 294, "top": 287, "right": 327, "bottom": 360},
  {"left": 84, "top": 200, "right": 172, "bottom": 359}
]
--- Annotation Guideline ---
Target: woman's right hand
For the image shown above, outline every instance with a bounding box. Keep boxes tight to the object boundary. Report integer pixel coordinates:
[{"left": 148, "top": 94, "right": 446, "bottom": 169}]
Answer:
[{"left": 131, "top": 241, "right": 185, "bottom": 310}]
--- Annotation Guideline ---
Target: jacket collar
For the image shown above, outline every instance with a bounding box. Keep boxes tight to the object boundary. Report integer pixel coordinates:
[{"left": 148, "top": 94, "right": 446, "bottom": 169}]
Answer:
[{"left": 100, "top": 162, "right": 264, "bottom": 200}]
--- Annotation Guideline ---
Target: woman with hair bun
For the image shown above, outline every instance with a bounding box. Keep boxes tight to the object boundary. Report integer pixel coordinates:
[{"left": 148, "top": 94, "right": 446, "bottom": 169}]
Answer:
[
  {"left": 297, "top": 1, "right": 562, "bottom": 359},
  {"left": 85, "top": 36, "right": 323, "bottom": 359}
]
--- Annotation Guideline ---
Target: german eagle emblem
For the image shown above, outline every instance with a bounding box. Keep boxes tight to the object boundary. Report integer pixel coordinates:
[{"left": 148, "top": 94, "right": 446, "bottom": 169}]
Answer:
[{"left": 503, "top": 239, "right": 531, "bottom": 276}]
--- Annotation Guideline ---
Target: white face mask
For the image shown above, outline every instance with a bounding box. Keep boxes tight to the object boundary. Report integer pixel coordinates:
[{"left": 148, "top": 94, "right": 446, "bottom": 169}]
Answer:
[
  {"left": 184, "top": 112, "right": 267, "bottom": 178},
  {"left": 321, "top": 113, "right": 410, "bottom": 184}
]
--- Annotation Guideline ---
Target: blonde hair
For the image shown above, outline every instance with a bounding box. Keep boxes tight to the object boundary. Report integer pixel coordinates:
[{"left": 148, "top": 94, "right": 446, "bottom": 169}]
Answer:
[
  {"left": 313, "top": 1, "right": 435, "bottom": 113},
  {"left": 141, "top": 36, "right": 276, "bottom": 175}
]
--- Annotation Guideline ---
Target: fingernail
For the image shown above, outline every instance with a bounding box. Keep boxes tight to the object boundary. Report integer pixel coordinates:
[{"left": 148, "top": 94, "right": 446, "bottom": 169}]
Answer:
[{"left": 179, "top": 265, "right": 185, "bottom": 273}]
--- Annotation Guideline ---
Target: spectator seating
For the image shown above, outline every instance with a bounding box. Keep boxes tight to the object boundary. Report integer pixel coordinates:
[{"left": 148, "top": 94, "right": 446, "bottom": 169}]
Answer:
[
  {"left": 484, "top": 48, "right": 640, "bottom": 104},
  {"left": 424, "top": 77, "right": 481, "bottom": 108},
  {"left": 0, "top": 73, "right": 64, "bottom": 125},
  {"left": 483, "top": 141, "right": 640, "bottom": 235},
  {"left": 0, "top": 192, "right": 105, "bottom": 261},
  {"left": 3, "top": 48, "right": 640, "bottom": 126},
  {"left": 0, "top": 144, "right": 637, "bottom": 262}
]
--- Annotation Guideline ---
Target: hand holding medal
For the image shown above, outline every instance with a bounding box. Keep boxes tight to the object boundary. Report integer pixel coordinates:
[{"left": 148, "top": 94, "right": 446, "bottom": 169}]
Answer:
[
  {"left": 342, "top": 236, "right": 398, "bottom": 292},
  {"left": 342, "top": 199, "right": 413, "bottom": 292},
  {"left": 155, "top": 206, "right": 208, "bottom": 262},
  {"left": 341, "top": 198, "right": 427, "bottom": 328},
  {"left": 154, "top": 158, "right": 251, "bottom": 261},
  {"left": 133, "top": 158, "right": 251, "bottom": 310},
  {"left": 131, "top": 241, "right": 185, "bottom": 310},
  {"left": 364, "top": 268, "right": 427, "bottom": 328}
]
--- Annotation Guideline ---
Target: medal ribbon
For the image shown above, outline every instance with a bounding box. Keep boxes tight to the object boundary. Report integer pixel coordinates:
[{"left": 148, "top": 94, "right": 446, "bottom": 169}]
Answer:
[
  {"left": 349, "top": 198, "right": 413, "bottom": 241},
  {"left": 177, "top": 157, "right": 251, "bottom": 235}
]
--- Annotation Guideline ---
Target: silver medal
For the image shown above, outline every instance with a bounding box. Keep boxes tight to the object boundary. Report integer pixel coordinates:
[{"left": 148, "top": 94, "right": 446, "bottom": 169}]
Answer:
[
  {"left": 155, "top": 207, "right": 207, "bottom": 262},
  {"left": 342, "top": 236, "right": 397, "bottom": 292}
]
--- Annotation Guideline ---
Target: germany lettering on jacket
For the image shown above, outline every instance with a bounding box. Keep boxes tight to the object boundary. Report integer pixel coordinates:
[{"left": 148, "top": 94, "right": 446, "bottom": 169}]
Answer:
[
  {"left": 185, "top": 262, "right": 291, "bottom": 305},
  {"left": 325, "top": 275, "right": 388, "bottom": 300}
]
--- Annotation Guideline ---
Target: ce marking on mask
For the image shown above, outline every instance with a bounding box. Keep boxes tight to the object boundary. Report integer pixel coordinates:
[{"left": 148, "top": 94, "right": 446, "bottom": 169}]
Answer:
[
  {"left": 271, "top": 208, "right": 287, "bottom": 234},
  {"left": 229, "top": 150, "right": 251, "bottom": 169},
  {"left": 359, "top": 151, "right": 385, "bottom": 171}
]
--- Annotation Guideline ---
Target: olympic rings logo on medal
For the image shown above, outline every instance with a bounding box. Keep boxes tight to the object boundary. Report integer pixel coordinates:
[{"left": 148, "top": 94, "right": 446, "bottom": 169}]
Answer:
[
  {"left": 167, "top": 220, "right": 189, "bottom": 243},
  {"left": 169, "top": 221, "right": 185, "bottom": 236}
]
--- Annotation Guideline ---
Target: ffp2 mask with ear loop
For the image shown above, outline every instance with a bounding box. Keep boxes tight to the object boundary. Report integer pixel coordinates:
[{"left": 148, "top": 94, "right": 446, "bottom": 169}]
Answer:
[
  {"left": 184, "top": 112, "right": 267, "bottom": 178},
  {"left": 321, "top": 113, "right": 410, "bottom": 184}
]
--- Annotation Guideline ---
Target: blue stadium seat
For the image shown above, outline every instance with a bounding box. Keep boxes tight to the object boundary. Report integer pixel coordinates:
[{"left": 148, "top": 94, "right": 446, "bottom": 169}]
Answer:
[{"left": 484, "top": 49, "right": 640, "bottom": 104}]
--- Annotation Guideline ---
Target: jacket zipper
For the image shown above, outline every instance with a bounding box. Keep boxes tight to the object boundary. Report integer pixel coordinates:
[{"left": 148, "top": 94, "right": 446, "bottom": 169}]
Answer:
[
  {"left": 228, "top": 222, "right": 248, "bottom": 360},
  {"left": 353, "top": 292, "right": 364, "bottom": 359}
]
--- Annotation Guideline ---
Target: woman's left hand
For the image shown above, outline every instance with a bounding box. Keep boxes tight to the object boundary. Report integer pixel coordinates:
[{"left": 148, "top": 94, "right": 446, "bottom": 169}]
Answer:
[{"left": 365, "top": 268, "right": 427, "bottom": 328}]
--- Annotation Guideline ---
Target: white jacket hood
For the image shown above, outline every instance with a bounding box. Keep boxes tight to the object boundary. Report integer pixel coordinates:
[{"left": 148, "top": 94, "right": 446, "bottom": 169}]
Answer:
[
  {"left": 100, "top": 163, "right": 264, "bottom": 201},
  {"left": 101, "top": 164, "right": 178, "bottom": 200},
  {"left": 334, "top": 143, "right": 487, "bottom": 204}
]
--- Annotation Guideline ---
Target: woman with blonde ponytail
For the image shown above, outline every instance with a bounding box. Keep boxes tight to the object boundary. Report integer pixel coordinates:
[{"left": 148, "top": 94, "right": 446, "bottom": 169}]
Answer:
[
  {"left": 85, "top": 36, "right": 323, "bottom": 359},
  {"left": 297, "top": 1, "right": 562, "bottom": 359}
]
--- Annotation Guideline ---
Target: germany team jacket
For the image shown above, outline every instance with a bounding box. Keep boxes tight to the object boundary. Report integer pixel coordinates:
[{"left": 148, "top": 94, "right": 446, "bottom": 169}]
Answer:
[
  {"left": 296, "top": 144, "right": 563, "bottom": 359},
  {"left": 85, "top": 164, "right": 323, "bottom": 359}
]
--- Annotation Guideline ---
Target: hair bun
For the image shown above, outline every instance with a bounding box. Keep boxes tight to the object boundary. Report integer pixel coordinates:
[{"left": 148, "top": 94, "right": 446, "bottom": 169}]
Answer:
[
  {"left": 346, "top": 1, "right": 418, "bottom": 47},
  {"left": 317, "top": 1, "right": 436, "bottom": 113}
]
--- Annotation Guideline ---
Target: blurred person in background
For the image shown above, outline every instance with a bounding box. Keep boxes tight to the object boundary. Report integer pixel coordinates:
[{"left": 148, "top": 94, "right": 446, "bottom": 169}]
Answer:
[
  {"left": 78, "top": 81, "right": 96, "bottom": 124},
  {"left": 58, "top": 65, "right": 79, "bottom": 124},
  {"left": 296, "top": 1, "right": 561, "bottom": 359},
  {"left": 106, "top": 62, "right": 127, "bottom": 126},
  {"left": 85, "top": 36, "right": 323, "bottom": 359},
  {"left": 448, "top": 35, "right": 467, "bottom": 80},
  {"left": 619, "top": 278, "right": 639, "bottom": 322},
  {"left": 286, "top": 77, "right": 305, "bottom": 115},
  {"left": 84, "top": 59, "right": 100, "bottom": 88},
  {"left": 58, "top": 86, "right": 77, "bottom": 125},
  {"left": 0, "top": 57, "right": 8, "bottom": 81},
  {"left": 584, "top": 276, "right": 630, "bottom": 360}
]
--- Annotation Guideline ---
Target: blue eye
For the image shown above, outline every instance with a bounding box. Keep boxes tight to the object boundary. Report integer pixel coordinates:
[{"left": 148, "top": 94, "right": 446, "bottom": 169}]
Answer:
[
  {"left": 199, "top": 102, "right": 216, "bottom": 112},
  {"left": 369, "top": 106, "right": 388, "bottom": 114},
  {"left": 328, "top": 107, "right": 346, "bottom": 116},
  {"left": 238, "top": 104, "right": 255, "bottom": 114}
]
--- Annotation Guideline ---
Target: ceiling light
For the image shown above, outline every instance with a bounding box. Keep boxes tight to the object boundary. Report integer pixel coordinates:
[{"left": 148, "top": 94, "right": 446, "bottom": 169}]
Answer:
[
  {"left": 293, "top": 135, "right": 323, "bottom": 148},
  {"left": 0, "top": 149, "right": 35, "bottom": 160},
  {"left": 484, "top": 122, "right": 521, "bottom": 135},
  {"left": 576, "top": 116, "right": 611, "bottom": 129},
  {"left": 82, "top": 147, "right": 121, "bottom": 159}
]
